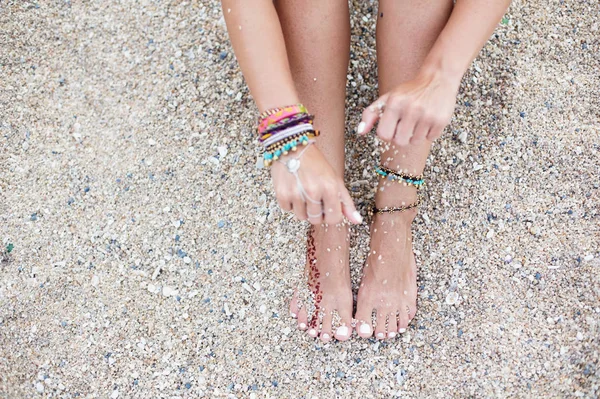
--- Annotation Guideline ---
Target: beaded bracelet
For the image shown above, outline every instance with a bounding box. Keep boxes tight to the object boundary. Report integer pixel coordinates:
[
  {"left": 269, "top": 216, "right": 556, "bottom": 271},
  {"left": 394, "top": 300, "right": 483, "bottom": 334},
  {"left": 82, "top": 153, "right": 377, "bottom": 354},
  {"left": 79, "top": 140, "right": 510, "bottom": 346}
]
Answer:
[
  {"left": 375, "top": 165, "right": 425, "bottom": 188},
  {"left": 262, "top": 123, "right": 315, "bottom": 148},
  {"left": 263, "top": 131, "right": 319, "bottom": 167}
]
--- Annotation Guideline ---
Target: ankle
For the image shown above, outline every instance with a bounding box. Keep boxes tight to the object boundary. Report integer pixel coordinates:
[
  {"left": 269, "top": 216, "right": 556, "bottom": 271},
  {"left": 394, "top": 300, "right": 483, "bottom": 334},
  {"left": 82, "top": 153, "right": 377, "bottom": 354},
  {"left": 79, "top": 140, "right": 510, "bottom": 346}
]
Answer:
[{"left": 372, "top": 207, "right": 418, "bottom": 227}]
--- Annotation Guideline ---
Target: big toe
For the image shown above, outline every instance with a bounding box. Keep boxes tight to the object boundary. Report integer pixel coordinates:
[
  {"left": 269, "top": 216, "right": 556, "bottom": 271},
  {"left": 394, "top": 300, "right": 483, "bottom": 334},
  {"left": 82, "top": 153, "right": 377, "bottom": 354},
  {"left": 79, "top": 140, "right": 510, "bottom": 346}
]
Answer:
[{"left": 354, "top": 305, "right": 374, "bottom": 338}]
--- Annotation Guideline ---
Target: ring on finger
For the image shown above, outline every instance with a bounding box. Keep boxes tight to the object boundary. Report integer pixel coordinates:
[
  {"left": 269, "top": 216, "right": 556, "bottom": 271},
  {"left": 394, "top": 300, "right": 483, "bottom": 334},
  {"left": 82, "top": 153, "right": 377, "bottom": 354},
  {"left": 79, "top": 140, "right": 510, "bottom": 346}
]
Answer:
[{"left": 307, "top": 210, "right": 324, "bottom": 219}]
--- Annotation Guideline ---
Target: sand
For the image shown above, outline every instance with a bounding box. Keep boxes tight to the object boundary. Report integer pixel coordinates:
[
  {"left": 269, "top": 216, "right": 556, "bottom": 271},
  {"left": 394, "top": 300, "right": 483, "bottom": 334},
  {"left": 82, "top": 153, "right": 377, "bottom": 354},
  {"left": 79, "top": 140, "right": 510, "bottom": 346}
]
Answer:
[{"left": 1, "top": 0, "right": 598, "bottom": 397}]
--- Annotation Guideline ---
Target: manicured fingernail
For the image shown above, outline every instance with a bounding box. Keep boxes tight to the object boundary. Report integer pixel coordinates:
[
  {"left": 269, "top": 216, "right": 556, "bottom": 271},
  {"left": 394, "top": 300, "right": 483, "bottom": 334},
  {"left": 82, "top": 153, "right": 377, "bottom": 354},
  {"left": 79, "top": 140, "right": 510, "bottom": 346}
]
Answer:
[
  {"left": 299, "top": 322, "right": 307, "bottom": 330},
  {"left": 308, "top": 328, "right": 317, "bottom": 337},
  {"left": 388, "top": 332, "right": 397, "bottom": 339},
  {"left": 399, "top": 328, "right": 406, "bottom": 333},
  {"left": 359, "top": 324, "right": 372, "bottom": 335},
  {"left": 290, "top": 312, "right": 297, "bottom": 318},
  {"left": 352, "top": 211, "right": 363, "bottom": 224},
  {"left": 336, "top": 326, "right": 349, "bottom": 337},
  {"left": 376, "top": 332, "right": 385, "bottom": 339},
  {"left": 357, "top": 121, "right": 366, "bottom": 134},
  {"left": 322, "top": 333, "right": 330, "bottom": 341}
]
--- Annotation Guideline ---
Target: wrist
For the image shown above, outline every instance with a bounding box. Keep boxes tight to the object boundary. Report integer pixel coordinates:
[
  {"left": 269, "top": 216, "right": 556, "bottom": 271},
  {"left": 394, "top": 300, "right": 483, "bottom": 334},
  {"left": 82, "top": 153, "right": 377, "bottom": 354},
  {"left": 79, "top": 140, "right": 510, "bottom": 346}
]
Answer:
[{"left": 421, "top": 37, "right": 467, "bottom": 87}]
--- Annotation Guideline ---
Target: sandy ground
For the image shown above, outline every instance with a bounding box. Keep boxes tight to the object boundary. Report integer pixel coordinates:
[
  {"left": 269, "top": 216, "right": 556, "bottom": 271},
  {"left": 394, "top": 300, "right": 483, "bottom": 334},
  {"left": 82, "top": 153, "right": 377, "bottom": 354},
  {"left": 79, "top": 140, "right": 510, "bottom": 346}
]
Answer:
[{"left": 1, "top": 0, "right": 599, "bottom": 398}]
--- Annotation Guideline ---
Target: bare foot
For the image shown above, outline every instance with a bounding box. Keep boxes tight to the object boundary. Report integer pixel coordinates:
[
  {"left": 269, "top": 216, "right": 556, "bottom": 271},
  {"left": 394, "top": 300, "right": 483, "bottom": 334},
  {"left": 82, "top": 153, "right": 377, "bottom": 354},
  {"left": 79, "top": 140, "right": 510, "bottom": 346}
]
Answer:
[
  {"left": 289, "top": 223, "right": 354, "bottom": 342},
  {"left": 354, "top": 208, "right": 418, "bottom": 339}
]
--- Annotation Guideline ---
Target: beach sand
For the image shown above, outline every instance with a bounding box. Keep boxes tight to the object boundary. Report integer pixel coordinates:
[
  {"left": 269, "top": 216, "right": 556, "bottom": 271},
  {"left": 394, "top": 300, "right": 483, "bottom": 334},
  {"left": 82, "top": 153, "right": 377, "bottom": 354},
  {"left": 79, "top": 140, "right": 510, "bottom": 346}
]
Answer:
[{"left": 1, "top": 0, "right": 598, "bottom": 397}]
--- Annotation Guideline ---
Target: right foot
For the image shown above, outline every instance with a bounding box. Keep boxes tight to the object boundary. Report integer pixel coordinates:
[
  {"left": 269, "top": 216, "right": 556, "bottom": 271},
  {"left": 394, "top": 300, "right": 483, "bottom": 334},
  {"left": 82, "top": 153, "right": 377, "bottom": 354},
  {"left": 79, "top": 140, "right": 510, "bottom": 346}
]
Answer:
[{"left": 289, "top": 223, "right": 354, "bottom": 342}]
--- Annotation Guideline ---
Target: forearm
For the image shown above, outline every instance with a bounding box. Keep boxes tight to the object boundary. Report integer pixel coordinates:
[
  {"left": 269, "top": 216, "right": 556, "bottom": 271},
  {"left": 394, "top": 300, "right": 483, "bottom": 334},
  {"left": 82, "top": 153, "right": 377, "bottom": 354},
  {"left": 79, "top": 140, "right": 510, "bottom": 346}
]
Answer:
[
  {"left": 422, "top": 0, "right": 512, "bottom": 83},
  {"left": 221, "top": 1, "right": 299, "bottom": 112}
]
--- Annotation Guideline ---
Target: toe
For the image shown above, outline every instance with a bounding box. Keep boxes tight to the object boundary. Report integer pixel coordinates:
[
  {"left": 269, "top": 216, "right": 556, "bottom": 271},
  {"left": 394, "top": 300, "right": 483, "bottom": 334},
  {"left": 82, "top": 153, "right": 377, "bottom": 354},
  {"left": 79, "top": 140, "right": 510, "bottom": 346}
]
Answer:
[
  {"left": 334, "top": 308, "right": 353, "bottom": 341},
  {"left": 397, "top": 308, "right": 409, "bottom": 333},
  {"left": 386, "top": 312, "right": 399, "bottom": 339},
  {"left": 297, "top": 306, "right": 308, "bottom": 331},
  {"left": 289, "top": 291, "right": 300, "bottom": 319},
  {"left": 374, "top": 310, "right": 388, "bottom": 340},
  {"left": 354, "top": 304, "right": 374, "bottom": 338},
  {"left": 319, "top": 311, "right": 333, "bottom": 343}
]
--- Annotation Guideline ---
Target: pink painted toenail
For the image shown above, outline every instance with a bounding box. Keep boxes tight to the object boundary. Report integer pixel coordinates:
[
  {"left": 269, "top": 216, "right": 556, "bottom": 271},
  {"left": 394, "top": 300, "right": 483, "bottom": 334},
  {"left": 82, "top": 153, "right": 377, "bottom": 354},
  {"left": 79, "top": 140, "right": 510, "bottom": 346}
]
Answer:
[
  {"left": 336, "top": 326, "right": 349, "bottom": 337},
  {"left": 388, "top": 332, "right": 397, "bottom": 338}
]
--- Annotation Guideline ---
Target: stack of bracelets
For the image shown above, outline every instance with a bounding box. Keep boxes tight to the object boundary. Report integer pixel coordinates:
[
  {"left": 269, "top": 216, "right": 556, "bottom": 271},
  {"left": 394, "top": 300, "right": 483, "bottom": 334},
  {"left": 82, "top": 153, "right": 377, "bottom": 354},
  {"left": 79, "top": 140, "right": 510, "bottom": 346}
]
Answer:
[{"left": 257, "top": 104, "right": 320, "bottom": 167}]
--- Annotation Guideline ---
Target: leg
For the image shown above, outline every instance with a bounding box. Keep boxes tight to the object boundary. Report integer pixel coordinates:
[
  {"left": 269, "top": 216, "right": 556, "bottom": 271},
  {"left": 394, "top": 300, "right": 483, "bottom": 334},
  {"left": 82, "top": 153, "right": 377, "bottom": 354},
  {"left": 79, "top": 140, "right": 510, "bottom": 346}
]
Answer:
[
  {"left": 274, "top": 0, "right": 354, "bottom": 341},
  {"left": 355, "top": 0, "right": 454, "bottom": 339}
]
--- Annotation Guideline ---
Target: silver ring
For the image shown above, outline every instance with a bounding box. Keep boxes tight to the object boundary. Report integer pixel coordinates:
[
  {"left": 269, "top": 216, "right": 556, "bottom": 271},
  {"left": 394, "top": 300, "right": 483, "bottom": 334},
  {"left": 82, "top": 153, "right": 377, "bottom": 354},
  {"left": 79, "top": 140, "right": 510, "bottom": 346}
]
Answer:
[{"left": 307, "top": 211, "right": 323, "bottom": 219}]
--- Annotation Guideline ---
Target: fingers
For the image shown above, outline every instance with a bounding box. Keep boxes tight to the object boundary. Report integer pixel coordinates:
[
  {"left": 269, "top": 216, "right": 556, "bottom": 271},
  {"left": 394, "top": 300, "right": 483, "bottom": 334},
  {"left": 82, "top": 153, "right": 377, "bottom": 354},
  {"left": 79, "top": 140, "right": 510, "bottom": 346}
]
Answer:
[
  {"left": 292, "top": 197, "right": 307, "bottom": 221},
  {"left": 410, "top": 121, "right": 430, "bottom": 145},
  {"left": 305, "top": 196, "right": 324, "bottom": 225},
  {"left": 393, "top": 114, "right": 417, "bottom": 147},
  {"left": 339, "top": 187, "right": 362, "bottom": 224},
  {"left": 357, "top": 93, "right": 389, "bottom": 135},
  {"left": 376, "top": 101, "right": 400, "bottom": 142},
  {"left": 322, "top": 188, "right": 343, "bottom": 225},
  {"left": 426, "top": 123, "right": 445, "bottom": 141}
]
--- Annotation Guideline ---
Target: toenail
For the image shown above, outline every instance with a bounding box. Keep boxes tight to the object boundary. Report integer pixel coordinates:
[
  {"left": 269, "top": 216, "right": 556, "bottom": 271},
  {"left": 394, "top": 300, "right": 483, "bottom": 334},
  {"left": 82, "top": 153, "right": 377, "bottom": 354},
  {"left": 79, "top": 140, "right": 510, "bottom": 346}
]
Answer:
[
  {"left": 336, "top": 326, "right": 349, "bottom": 337},
  {"left": 388, "top": 332, "right": 397, "bottom": 339},
  {"left": 359, "top": 324, "right": 372, "bottom": 335},
  {"left": 399, "top": 328, "right": 406, "bottom": 333},
  {"left": 308, "top": 328, "right": 317, "bottom": 337},
  {"left": 376, "top": 332, "right": 385, "bottom": 339},
  {"left": 299, "top": 322, "right": 307, "bottom": 330},
  {"left": 322, "top": 333, "right": 330, "bottom": 341},
  {"left": 290, "top": 312, "right": 297, "bottom": 318}
]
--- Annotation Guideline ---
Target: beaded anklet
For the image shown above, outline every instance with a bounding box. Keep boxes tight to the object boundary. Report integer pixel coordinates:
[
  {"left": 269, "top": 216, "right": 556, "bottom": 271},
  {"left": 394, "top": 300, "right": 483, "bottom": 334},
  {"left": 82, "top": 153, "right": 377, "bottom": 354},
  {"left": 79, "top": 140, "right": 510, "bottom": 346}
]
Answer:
[
  {"left": 375, "top": 165, "right": 424, "bottom": 188},
  {"left": 371, "top": 198, "right": 421, "bottom": 215},
  {"left": 371, "top": 164, "right": 425, "bottom": 215}
]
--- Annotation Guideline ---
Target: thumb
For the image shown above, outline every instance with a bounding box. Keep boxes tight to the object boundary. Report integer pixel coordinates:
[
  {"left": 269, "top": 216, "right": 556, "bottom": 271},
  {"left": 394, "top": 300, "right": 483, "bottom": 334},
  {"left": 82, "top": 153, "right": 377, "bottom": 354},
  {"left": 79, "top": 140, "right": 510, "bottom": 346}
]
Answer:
[
  {"left": 339, "top": 186, "right": 363, "bottom": 224},
  {"left": 357, "top": 93, "right": 390, "bottom": 136}
]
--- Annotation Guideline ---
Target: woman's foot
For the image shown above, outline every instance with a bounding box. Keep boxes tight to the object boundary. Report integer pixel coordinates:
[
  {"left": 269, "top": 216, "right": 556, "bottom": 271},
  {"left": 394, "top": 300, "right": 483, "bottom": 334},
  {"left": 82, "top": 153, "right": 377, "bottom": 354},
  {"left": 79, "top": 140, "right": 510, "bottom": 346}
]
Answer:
[
  {"left": 354, "top": 181, "right": 419, "bottom": 339},
  {"left": 289, "top": 223, "right": 354, "bottom": 342}
]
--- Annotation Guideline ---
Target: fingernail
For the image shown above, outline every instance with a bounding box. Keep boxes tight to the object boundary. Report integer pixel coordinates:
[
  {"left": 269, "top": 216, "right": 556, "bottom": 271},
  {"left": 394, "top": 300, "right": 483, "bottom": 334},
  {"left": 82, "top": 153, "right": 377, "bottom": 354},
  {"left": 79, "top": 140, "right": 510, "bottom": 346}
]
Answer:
[
  {"left": 376, "top": 332, "right": 385, "bottom": 339},
  {"left": 336, "top": 326, "right": 349, "bottom": 337},
  {"left": 357, "top": 121, "right": 366, "bottom": 134},
  {"left": 359, "top": 324, "right": 372, "bottom": 335},
  {"left": 399, "top": 328, "right": 406, "bottom": 333},
  {"left": 299, "top": 322, "right": 307, "bottom": 330},
  {"left": 352, "top": 211, "right": 363, "bottom": 224},
  {"left": 290, "top": 312, "right": 297, "bottom": 318},
  {"left": 388, "top": 332, "right": 397, "bottom": 339}
]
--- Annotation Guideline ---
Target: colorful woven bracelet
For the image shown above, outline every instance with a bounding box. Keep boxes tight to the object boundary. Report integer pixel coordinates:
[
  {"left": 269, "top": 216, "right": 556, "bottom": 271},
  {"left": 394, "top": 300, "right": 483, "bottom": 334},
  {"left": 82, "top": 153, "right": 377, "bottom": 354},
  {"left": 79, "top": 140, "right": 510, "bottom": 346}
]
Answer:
[
  {"left": 257, "top": 104, "right": 308, "bottom": 134},
  {"left": 259, "top": 114, "right": 314, "bottom": 141},
  {"left": 375, "top": 165, "right": 425, "bottom": 188},
  {"left": 258, "top": 103, "right": 307, "bottom": 120}
]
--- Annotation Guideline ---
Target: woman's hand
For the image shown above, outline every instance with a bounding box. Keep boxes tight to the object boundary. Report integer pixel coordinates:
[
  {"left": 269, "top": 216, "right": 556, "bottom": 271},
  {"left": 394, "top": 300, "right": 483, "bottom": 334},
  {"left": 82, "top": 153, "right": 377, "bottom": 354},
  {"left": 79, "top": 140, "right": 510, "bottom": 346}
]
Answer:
[
  {"left": 270, "top": 144, "right": 362, "bottom": 225},
  {"left": 357, "top": 68, "right": 461, "bottom": 146}
]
